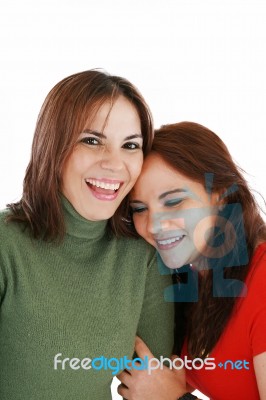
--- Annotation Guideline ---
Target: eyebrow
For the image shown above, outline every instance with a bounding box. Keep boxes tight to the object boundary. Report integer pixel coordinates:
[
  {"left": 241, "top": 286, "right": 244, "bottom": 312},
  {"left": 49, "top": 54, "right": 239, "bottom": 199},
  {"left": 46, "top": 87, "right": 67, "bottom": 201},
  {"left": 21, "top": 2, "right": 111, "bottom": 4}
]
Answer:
[
  {"left": 158, "top": 189, "right": 188, "bottom": 200},
  {"left": 82, "top": 129, "right": 143, "bottom": 141}
]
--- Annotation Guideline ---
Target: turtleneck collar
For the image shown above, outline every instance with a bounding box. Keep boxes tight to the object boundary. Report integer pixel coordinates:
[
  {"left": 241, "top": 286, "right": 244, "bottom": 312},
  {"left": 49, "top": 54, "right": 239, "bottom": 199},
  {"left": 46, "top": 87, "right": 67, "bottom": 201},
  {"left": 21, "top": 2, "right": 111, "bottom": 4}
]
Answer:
[{"left": 61, "top": 195, "right": 108, "bottom": 240}]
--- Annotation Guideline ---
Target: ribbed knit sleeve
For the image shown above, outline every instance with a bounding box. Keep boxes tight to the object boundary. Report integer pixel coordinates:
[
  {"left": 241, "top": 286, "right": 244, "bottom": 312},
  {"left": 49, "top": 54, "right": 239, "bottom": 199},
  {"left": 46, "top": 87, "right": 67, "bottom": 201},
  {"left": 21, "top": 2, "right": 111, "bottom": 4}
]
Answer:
[
  {"left": 0, "top": 214, "right": 8, "bottom": 302},
  {"left": 0, "top": 258, "right": 5, "bottom": 301},
  {"left": 136, "top": 252, "right": 174, "bottom": 358}
]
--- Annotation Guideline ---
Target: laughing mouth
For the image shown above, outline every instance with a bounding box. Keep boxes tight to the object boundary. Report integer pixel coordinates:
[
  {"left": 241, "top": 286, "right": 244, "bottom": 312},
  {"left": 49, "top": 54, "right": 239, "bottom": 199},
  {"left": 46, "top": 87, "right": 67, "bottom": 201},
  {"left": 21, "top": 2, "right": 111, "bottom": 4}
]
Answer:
[
  {"left": 85, "top": 178, "right": 122, "bottom": 192},
  {"left": 156, "top": 235, "right": 185, "bottom": 249},
  {"left": 85, "top": 178, "right": 124, "bottom": 200}
]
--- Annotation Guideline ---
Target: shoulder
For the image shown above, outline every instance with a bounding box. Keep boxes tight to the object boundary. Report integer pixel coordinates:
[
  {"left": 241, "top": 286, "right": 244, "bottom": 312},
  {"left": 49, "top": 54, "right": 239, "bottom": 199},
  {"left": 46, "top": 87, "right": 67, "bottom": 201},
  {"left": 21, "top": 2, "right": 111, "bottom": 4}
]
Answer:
[
  {"left": 0, "top": 208, "right": 30, "bottom": 250},
  {"left": 115, "top": 235, "right": 157, "bottom": 268},
  {"left": 0, "top": 208, "right": 10, "bottom": 224},
  {"left": 244, "top": 243, "right": 266, "bottom": 356},
  {"left": 0, "top": 209, "right": 17, "bottom": 294},
  {"left": 246, "top": 243, "right": 266, "bottom": 288},
  {"left": 239, "top": 243, "right": 266, "bottom": 310},
  {"left": 0, "top": 208, "right": 14, "bottom": 240}
]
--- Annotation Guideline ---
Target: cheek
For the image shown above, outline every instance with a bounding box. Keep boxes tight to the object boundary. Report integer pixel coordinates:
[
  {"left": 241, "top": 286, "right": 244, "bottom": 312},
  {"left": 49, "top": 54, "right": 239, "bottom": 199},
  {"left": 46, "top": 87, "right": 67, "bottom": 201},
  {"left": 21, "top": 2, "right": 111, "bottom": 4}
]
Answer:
[
  {"left": 133, "top": 215, "right": 147, "bottom": 239},
  {"left": 61, "top": 150, "right": 89, "bottom": 192},
  {"left": 132, "top": 216, "right": 143, "bottom": 235},
  {"left": 61, "top": 159, "right": 73, "bottom": 190},
  {"left": 192, "top": 214, "right": 216, "bottom": 250},
  {"left": 161, "top": 217, "right": 186, "bottom": 231},
  {"left": 133, "top": 217, "right": 154, "bottom": 246},
  {"left": 63, "top": 151, "right": 84, "bottom": 178}
]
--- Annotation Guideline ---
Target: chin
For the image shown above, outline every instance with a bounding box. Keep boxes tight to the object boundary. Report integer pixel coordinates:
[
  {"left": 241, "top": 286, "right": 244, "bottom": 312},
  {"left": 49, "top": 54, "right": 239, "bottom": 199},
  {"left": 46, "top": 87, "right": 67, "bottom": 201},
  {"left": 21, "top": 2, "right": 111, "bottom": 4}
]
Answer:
[
  {"left": 160, "top": 255, "right": 181, "bottom": 270},
  {"left": 160, "top": 252, "right": 192, "bottom": 270},
  {"left": 94, "top": 211, "right": 115, "bottom": 221},
  {"left": 80, "top": 208, "right": 113, "bottom": 221}
]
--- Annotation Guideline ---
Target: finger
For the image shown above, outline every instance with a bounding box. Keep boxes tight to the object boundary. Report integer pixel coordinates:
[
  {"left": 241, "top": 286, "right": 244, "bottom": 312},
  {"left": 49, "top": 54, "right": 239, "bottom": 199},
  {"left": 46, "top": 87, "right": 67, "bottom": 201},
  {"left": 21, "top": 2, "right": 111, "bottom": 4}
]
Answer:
[
  {"left": 117, "top": 367, "right": 132, "bottom": 380},
  {"left": 173, "top": 368, "right": 186, "bottom": 387},
  {"left": 170, "top": 356, "right": 184, "bottom": 370},
  {"left": 126, "top": 360, "right": 144, "bottom": 377},
  {"left": 172, "top": 361, "right": 186, "bottom": 382},
  {"left": 170, "top": 354, "right": 179, "bottom": 361},
  {"left": 117, "top": 383, "right": 129, "bottom": 399},
  {"left": 134, "top": 336, "right": 155, "bottom": 359},
  {"left": 116, "top": 370, "right": 132, "bottom": 387}
]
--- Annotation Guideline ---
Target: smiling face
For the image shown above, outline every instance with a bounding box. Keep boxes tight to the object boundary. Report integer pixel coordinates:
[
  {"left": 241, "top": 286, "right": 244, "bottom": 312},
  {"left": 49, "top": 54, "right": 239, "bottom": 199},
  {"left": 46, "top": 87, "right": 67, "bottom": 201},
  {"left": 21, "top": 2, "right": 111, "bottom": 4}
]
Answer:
[
  {"left": 130, "top": 153, "right": 220, "bottom": 269},
  {"left": 61, "top": 95, "right": 143, "bottom": 221}
]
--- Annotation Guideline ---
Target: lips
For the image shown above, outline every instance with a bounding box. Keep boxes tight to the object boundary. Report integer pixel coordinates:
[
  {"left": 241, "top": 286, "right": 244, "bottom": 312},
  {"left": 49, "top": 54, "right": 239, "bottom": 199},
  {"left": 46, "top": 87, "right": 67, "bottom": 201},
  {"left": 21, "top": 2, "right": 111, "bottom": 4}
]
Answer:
[
  {"left": 85, "top": 178, "right": 124, "bottom": 201},
  {"left": 155, "top": 235, "right": 185, "bottom": 250}
]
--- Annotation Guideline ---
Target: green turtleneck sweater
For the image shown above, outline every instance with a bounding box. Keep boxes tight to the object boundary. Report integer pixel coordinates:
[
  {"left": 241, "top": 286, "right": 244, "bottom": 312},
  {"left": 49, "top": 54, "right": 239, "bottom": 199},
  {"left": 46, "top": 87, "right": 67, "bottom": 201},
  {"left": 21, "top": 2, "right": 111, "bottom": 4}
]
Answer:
[{"left": 0, "top": 198, "right": 174, "bottom": 399}]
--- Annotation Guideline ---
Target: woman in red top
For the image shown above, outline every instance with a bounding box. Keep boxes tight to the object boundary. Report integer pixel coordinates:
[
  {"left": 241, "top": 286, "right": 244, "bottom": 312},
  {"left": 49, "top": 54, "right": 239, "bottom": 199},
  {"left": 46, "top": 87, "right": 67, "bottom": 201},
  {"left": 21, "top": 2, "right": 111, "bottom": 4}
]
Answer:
[{"left": 117, "top": 122, "right": 266, "bottom": 399}]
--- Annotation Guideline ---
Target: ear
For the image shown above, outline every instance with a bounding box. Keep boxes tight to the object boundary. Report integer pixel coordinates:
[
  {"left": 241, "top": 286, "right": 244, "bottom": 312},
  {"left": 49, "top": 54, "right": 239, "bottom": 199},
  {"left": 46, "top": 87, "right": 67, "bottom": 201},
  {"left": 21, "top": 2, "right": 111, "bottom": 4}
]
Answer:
[{"left": 212, "top": 190, "right": 226, "bottom": 211}]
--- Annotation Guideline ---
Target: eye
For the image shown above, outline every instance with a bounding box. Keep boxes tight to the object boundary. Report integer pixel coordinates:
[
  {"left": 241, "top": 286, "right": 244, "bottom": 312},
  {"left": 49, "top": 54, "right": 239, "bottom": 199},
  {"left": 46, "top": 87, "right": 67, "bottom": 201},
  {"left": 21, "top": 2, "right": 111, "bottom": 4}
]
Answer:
[
  {"left": 130, "top": 205, "right": 147, "bottom": 214},
  {"left": 164, "top": 198, "right": 184, "bottom": 207},
  {"left": 80, "top": 137, "right": 101, "bottom": 146},
  {"left": 122, "top": 142, "right": 142, "bottom": 150}
]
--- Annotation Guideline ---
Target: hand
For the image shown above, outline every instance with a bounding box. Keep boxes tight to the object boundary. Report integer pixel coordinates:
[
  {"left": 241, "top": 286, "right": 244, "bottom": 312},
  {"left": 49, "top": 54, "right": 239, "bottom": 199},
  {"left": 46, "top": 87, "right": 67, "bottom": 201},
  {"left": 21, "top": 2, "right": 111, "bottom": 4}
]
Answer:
[{"left": 117, "top": 336, "right": 188, "bottom": 400}]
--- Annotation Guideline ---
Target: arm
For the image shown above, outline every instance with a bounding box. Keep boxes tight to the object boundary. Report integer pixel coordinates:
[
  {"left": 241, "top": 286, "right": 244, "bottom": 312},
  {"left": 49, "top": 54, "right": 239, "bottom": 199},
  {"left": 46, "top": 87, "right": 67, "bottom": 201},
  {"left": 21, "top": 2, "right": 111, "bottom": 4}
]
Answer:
[
  {"left": 254, "top": 352, "right": 266, "bottom": 400},
  {"left": 117, "top": 254, "right": 200, "bottom": 399},
  {"left": 0, "top": 247, "right": 7, "bottom": 305},
  {"left": 135, "top": 252, "right": 175, "bottom": 358}
]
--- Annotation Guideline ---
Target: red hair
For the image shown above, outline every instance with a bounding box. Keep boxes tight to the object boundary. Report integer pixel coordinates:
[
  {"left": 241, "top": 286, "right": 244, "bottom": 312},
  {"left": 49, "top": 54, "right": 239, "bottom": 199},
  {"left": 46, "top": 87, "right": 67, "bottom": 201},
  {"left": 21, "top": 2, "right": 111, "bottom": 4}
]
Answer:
[{"left": 152, "top": 122, "right": 266, "bottom": 358}]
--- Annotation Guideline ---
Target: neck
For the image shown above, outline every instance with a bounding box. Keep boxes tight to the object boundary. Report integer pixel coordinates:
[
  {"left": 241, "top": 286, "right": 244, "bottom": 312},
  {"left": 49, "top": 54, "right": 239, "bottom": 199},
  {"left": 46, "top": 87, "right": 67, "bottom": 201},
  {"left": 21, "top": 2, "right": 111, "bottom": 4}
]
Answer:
[{"left": 61, "top": 195, "right": 108, "bottom": 240}]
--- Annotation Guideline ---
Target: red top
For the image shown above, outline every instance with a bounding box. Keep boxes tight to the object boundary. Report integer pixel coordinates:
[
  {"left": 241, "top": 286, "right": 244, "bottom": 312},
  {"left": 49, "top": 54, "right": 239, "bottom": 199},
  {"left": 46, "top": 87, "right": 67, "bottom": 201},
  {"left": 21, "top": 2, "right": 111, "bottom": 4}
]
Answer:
[{"left": 182, "top": 243, "right": 266, "bottom": 400}]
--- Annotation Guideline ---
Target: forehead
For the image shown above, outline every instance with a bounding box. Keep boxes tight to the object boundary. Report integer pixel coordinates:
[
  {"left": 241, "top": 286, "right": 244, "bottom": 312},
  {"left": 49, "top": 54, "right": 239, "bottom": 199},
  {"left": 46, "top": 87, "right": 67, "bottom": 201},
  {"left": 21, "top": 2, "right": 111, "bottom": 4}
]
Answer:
[
  {"left": 84, "top": 95, "right": 141, "bottom": 133},
  {"left": 132, "top": 153, "right": 183, "bottom": 195},
  {"left": 138, "top": 153, "right": 187, "bottom": 183}
]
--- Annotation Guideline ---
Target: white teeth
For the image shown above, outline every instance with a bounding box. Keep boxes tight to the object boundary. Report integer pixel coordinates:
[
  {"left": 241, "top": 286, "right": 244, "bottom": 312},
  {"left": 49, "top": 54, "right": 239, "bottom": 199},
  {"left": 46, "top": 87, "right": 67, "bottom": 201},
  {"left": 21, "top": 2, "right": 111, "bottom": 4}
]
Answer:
[
  {"left": 157, "top": 236, "right": 183, "bottom": 245},
  {"left": 86, "top": 179, "right": 121, "bottom": 191}
]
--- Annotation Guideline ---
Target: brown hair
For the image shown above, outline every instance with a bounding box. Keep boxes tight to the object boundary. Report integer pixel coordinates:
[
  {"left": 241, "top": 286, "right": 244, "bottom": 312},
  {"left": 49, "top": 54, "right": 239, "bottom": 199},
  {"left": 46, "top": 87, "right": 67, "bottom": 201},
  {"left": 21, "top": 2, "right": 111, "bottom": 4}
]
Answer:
[
  {"left": 152, "top": 121, "right": 266, "bottom": 358},
  {"left": 7, "top": 69, "right": 153, "bottom": 240}
]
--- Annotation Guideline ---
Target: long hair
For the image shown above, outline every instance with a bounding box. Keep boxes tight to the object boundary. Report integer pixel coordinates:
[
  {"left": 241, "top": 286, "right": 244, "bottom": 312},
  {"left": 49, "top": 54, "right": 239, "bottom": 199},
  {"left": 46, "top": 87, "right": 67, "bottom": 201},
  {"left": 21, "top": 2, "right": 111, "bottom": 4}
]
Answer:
[
  {"left": 152, "top": 121, "right": 266, "bottom": 358},
  {"left": 6, "top": 70, "right": 153, "bottom": 240}
]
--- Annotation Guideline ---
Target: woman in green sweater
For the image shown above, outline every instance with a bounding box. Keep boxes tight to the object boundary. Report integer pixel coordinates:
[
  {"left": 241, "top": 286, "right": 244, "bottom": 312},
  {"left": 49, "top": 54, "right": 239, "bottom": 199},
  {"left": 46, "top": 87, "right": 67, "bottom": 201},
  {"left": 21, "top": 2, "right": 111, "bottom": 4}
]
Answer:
[{"left": 0, "top": 70, "right": 174, "bottom": 399}]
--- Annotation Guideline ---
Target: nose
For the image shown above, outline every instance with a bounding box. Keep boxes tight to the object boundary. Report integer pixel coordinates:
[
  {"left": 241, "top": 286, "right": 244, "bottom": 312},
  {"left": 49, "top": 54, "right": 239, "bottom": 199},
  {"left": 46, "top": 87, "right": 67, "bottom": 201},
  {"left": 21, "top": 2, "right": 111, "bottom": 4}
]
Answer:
[
  {"left": 147, "top": 212, "right": 184, "bottom": 236},
  {"left": 146, "top": 211, "right": 162, "bottom": 235},
  {"left": 100, "top": 146, "right": 124, "bottom": 172}
]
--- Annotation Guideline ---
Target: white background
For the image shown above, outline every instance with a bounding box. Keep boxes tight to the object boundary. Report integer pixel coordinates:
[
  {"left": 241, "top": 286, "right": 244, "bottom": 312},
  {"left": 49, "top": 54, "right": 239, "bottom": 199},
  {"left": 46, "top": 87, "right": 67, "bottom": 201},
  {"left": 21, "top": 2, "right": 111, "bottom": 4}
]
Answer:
[{"left": 1, "top": 1, "right": 265, "bottom": 399}]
